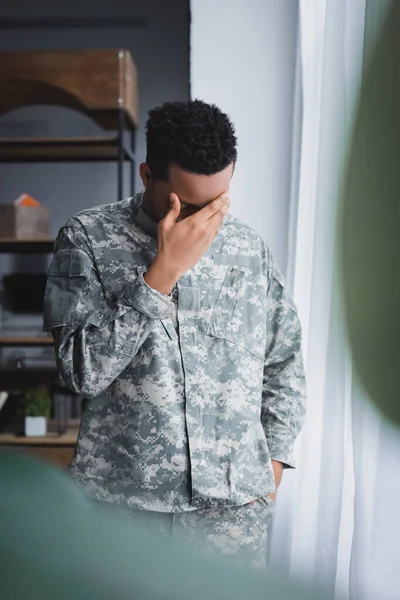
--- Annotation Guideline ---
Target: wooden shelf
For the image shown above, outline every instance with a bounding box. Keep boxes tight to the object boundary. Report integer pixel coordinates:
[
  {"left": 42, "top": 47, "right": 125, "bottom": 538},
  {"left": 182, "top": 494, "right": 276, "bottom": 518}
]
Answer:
[
  {"left": 0, "top": 137, "right": 136, "bottom": 163},
  {"left": 0, "top": 426, "right": 78, "bottom": 446},
  {"left": 0, "top": 337, "right": 53, "bottom": 347},
  {"left": 0, "top": 17, "right": 146, "bottom": 29},
  {"left": 0, "top": 238, "right": 54, "bottom": 253}
]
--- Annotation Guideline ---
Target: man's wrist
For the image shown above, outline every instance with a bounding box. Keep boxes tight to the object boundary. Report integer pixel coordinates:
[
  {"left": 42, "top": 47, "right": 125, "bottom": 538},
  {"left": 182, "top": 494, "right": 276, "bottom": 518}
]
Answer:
[{"left": 144, "top": 258, "right": 181, "bottom": 296}]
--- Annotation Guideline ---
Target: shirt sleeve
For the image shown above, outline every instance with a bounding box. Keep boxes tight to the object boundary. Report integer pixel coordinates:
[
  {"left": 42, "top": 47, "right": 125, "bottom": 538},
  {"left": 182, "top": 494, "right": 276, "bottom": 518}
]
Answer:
[
  {"left": 261, "top": 262, "right": 307, "bottom": 469},
  {"left": 43, "top": 219, "right": 174, "bottom": 399}
]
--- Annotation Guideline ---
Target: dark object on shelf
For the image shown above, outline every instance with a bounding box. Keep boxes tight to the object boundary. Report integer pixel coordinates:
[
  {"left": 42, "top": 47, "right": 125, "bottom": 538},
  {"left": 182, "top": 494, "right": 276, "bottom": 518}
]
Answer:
[
  {"left": 0, "top": 239, "right": 54, "bottom": 254},
  {"left": 74, "top": 394, "right": 83, "bottom": 420},
  {"left": 0, "top": 49, "right": 138, "bottom": 201},
  {"left": 6, "top": 351, "right": 26, "bottom": 368},
  {"left": 1, "top": 368, "right": 58, "bottom": 391},
  {"left": 53, "top": 376, "right": 80, "bottom": 434},
  {"left": 53, "top": 394, "right": 68, "bottom": 434},
  {"left": 53, "top": 379, "right": 70, "bottom": 435},
  {"left": 0, "top": 203, "right": 50, "bottom": 240},
  {"left": 0, "top": 392, "right": 22, "bottom": 433},
  {"left": 3, "top": 273, "right": 47, "bottom": 312}
]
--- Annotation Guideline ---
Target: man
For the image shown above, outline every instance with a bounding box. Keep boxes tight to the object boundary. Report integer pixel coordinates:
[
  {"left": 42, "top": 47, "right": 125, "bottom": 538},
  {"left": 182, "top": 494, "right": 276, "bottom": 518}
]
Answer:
[{"left": 44, "top": 99, "right": 306, "bottom": 567}]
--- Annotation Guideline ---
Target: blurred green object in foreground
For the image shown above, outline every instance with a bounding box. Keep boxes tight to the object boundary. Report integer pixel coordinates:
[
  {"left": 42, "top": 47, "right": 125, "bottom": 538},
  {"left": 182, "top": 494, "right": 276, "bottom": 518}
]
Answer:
[
  {"left": 0, "top": 451, "right": 328, "bottom": 600},
  {"left": 340, "top": 0, "right": 400, "bottom": 426}
]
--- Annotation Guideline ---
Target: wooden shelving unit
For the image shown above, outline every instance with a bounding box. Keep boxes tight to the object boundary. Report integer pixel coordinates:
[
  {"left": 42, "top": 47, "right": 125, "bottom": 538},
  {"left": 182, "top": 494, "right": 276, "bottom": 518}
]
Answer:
[
  {"left": 0, "top": 49, "right": 138, "bottom": 201},
  {"left": 0, "top": 136, "right": 136, "bottom": 163},
  {"left": 0, "top": 237, "right": 57, "bottom": 451},
  {"left": 0, "top": 239, "right": 55, "bottom": 402},
  {"left": 0, "top": 50, "right": 139, "bottom": 467}
]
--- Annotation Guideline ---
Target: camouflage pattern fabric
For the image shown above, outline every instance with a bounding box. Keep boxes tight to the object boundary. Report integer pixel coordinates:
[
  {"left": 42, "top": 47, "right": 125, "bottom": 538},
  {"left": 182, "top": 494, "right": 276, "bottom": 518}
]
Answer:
[
  {"left": 43, "top": 192, "right": 306, "bottom": 514},
  {"left": 93, "top": 495, "right": 275, "bottom": 568}
]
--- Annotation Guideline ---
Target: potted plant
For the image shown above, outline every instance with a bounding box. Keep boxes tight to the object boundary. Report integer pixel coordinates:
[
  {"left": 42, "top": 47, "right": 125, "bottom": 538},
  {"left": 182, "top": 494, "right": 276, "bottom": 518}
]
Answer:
[{"left": 22, "top": 388, "right": 51, "bottom": 437}]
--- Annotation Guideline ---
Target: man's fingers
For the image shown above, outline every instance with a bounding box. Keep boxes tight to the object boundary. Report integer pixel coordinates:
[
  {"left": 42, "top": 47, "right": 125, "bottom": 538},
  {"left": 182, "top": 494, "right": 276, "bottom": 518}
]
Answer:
[
  {"left": 162, "top": 193, "right": 181, "bottom": 228},
  {"left": 208, "top": 202, "right": 229, "bottom": 226},
  {"left": 195, "top": 193, "right": 230, "bottom": 222},
  {"left": 205, "top": 194, "right": 230, "bottom": 221},
  {"left": 207, "top": 206, "right": 228, "bottom": 237}
]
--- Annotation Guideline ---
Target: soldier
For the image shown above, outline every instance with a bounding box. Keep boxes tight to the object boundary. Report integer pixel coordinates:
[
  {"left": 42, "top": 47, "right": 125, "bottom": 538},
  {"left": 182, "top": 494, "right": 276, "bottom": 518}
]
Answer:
[{"left": 43, "top": 99, "right": 306, "bottom": 567}]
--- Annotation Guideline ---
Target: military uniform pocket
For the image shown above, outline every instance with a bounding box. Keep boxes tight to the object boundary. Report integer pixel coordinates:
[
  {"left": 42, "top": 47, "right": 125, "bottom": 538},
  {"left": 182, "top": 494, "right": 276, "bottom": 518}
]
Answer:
[
  {"left": 206, "top": 258, "right": 267, "bottom": 360},
  {"left": 44, "top": 249, "right": 91, "bottom": 330},
  {"left": 207, "top": 266, "right": 245, "bottom": 339}
]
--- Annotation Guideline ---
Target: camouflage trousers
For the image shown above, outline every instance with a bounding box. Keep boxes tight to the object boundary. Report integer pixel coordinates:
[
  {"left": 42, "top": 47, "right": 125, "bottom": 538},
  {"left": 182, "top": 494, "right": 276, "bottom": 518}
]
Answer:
[{"left": 93, "top": 497, "right": 275, "bottom": 569}]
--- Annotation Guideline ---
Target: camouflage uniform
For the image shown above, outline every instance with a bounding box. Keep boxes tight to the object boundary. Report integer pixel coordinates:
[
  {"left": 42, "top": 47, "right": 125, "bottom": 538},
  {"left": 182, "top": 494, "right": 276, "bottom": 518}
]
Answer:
[
  {"left": 43, "top": 192, "right": 306, "bottom": 564},
  {"left": 93, "top": 495, "right": 275, "bottom": 568}
]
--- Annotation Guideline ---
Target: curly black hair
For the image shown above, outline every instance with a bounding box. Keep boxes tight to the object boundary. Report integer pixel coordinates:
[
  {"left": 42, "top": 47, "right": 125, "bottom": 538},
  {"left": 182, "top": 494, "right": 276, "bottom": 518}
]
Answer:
[{"left": 145, "top": 99, "right": 237, "bottom": 180}]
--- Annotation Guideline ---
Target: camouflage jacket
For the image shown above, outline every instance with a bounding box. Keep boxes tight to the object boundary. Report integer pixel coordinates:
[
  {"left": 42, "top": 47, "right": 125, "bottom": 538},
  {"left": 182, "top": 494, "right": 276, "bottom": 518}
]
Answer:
[{"left": 43, "top": 193, "right": 306, "bottom": 512}]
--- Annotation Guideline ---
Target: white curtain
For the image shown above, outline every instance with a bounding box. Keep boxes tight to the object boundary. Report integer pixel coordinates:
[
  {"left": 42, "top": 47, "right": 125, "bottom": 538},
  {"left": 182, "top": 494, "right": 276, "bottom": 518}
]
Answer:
[{"left": 269, "top": 1, "right": 400, "bottom": 599}]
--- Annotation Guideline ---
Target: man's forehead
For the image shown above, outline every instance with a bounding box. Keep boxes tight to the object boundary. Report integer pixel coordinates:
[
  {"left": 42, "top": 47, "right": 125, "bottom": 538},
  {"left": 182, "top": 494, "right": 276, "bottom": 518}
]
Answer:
[{"left": 168, "top": 163, "right": 232, "bottom": 206}]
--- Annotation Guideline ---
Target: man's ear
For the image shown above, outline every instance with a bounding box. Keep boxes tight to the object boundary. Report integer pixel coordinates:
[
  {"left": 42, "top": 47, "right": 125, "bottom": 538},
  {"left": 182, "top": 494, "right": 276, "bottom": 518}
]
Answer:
[{"left": 140, "top": 163, "right": 153, "bottom": 188}]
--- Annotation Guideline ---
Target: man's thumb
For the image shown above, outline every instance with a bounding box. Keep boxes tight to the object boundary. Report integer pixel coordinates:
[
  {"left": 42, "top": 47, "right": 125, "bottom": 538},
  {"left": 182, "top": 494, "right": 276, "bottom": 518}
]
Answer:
[{"left": 163, "top": 193, "right": 180, "bottom": 227}]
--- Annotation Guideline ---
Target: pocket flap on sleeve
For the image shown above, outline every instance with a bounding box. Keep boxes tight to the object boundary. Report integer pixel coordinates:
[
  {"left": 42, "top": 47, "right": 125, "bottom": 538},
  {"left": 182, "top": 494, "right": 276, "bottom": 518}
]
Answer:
[{"left": 49, "top": 249, "right": 92, "bottom": 278}]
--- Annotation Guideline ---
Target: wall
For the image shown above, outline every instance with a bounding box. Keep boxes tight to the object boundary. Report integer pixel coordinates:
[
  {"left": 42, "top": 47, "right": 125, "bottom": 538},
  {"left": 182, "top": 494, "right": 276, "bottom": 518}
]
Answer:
[{"left": 190, "top": 0, "right": 299, "bottom": 270}]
